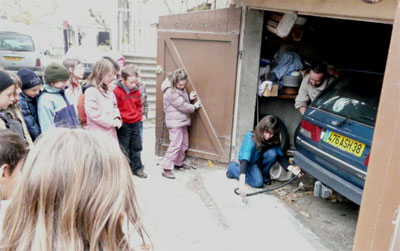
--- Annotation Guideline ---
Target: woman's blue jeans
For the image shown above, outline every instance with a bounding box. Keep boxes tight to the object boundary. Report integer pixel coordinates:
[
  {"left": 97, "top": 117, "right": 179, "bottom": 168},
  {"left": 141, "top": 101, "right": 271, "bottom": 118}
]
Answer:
[{"left": 227, "top": 148, "right": 278, "bottom": 188}]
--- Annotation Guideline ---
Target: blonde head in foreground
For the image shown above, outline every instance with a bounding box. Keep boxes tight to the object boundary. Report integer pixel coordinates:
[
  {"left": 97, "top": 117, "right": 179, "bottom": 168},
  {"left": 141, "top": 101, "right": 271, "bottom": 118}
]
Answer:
[{"left": 1, "top": 128, "right": 149, "bottom": 251}]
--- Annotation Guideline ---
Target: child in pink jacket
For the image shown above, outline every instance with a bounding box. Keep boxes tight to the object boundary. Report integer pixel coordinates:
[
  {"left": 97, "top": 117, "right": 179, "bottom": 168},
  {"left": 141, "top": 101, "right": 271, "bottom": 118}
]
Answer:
[
  {"left": 84, "top": 58, "right": 121, "bottom": 140},
  {"left": 161, "top": 69, "right": 201, "bottom": 179}
]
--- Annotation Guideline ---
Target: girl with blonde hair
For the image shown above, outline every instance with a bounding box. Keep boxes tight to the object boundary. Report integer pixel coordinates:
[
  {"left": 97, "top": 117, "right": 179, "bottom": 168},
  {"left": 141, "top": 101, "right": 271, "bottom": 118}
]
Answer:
[
  {"left": 82, "top": 58, "right": 122, "bottom": 140},
  {"left": 0, "top": 128, "right": 149, "bottom": 250}
]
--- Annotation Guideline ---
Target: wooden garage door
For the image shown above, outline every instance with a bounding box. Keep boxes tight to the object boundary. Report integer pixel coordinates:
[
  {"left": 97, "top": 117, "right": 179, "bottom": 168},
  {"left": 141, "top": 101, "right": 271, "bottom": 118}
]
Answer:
[{"left": 155, "top": 7, "right": 241, "bottom": 163}]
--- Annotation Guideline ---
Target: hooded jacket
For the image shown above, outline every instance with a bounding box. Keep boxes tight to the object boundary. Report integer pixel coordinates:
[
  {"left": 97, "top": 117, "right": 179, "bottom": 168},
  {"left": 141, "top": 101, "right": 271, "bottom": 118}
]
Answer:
[
  {"left": 161, "top": 79, "right": 195, "bottom": 129},
  {"left": 37, "top": 83, "right": 79, "bottom": 132}
]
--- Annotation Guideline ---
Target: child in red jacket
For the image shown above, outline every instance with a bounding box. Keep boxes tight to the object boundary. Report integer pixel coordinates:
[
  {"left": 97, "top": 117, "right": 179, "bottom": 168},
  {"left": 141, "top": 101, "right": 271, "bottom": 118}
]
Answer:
[{"left": 113, "top": 64, "right": 147, "bottom": 178}]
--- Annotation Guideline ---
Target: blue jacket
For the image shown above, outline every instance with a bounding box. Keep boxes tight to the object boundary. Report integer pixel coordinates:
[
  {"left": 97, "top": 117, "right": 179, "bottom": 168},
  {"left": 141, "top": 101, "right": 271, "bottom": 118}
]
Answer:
[
  {"left": 238, "top": 131, "right": 284, "bottom": 164},
  {"left": 38, "top": 84, "right": 79, "bottom": 132},
  {"left": 18, "top": 91, "right": 41, "bottom": 140}
]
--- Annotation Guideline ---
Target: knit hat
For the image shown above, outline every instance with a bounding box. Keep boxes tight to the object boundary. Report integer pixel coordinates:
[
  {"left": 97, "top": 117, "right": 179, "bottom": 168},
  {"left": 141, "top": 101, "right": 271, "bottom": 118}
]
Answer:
[
  {"left": 44, "top": 62, "right": 70, "bottom": 83},
  {"left": 17, "top": 68, "right": 43, "bottom": 90},
  {"left": 0, "top": 70, "right": 14, "bottom": 93}
]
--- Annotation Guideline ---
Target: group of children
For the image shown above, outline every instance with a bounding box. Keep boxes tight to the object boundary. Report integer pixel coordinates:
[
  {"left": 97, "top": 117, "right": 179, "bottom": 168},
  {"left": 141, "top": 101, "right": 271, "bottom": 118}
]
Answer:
[{"left": 0, "top": 55, "right": 149, "bottom": 178}]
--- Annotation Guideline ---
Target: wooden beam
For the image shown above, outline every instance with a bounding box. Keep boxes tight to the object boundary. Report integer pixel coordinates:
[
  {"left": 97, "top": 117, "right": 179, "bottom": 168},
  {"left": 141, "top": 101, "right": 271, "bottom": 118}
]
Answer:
[
  {"left": 353, "top": 0, "right": 400, "bottom": 249},
  {"left": 231, "top": 0, "right": 396, "bottom": 23}
]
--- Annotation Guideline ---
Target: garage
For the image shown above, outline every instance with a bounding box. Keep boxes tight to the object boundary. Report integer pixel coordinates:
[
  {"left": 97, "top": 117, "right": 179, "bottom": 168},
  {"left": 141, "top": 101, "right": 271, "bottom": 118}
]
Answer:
[{"left": 156, "top": 1, "right": 400, "bottom": 249}]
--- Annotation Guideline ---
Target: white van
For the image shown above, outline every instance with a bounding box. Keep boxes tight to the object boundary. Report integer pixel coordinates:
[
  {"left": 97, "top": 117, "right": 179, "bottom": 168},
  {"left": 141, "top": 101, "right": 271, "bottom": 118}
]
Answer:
[{"left": 0, "top": 20, "right": 49, "bottom": 77}]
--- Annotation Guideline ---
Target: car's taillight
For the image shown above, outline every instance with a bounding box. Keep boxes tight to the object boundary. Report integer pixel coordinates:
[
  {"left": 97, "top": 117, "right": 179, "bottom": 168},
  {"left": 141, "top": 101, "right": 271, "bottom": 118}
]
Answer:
[
  {"left": 300, "top": 120, "right": 322, "bottom": 142},
  {"left": 364, "top": 154, "right": 370, "bottom": 166},
  {"left": 35, "top": 58, "right": 41, "bottom": 67}
]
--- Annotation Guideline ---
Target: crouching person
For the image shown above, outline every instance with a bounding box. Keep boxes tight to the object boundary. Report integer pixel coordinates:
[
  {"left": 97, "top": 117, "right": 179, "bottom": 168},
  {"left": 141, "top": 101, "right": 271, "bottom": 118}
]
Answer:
[
  {"left": 226, "top": 115, "right": 302, "bottom": 195},
  {"left": 38, "top": 63, "right": 79, "bottom": 132}
]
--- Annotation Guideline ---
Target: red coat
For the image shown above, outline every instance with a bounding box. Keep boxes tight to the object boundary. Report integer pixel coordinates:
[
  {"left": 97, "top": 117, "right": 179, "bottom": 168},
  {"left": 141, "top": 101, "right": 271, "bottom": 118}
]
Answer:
[{"left": 113, "top": 83, "right": 142, "bottom": 124}]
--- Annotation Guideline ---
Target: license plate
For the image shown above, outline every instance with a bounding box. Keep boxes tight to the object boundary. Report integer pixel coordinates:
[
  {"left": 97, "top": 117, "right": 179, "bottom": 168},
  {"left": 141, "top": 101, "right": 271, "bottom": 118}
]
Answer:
[
  {"left": 323, "top": 130, "right": 365, "bottom": 157},
  {"left": 3, "top": 56, "right": 23, "bottom": 61}
]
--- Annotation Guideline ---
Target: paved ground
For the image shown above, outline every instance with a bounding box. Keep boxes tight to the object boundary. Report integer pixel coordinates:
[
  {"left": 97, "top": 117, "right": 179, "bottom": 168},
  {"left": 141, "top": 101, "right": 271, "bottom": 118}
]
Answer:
[{"left": 133, "top": 121, "right": 358, "bottom": 251}]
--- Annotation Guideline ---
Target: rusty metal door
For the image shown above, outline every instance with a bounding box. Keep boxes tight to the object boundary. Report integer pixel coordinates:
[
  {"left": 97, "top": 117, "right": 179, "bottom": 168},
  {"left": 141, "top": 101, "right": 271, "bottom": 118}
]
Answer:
[{"left": 155, "top": 7, "right": 241, "bottom": 163}]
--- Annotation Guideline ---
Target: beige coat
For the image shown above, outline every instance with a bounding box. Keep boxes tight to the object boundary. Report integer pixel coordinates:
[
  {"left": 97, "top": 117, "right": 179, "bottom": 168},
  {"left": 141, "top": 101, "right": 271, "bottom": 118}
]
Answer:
[{"left": 294, "top": 74, "right": 334, "bottom": 109}]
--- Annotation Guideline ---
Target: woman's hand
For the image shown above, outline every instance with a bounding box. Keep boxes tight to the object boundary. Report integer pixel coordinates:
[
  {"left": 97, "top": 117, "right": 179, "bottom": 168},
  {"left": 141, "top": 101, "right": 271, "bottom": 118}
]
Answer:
[
  {"left": 287, "top": 165, "right": 304, "bottom": 177},
  {"left": 189, "top": 91, "right": 197, "bottom": 101},
  {"left": 238, "top": 174, "right": 247, "bottom": 197}
]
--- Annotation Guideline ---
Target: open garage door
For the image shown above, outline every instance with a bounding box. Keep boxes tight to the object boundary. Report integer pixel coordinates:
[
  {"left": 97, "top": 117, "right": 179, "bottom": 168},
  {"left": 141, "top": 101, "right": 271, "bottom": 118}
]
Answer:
[{"left": 155, "top": 7, "right": 241, "bottom": 163}]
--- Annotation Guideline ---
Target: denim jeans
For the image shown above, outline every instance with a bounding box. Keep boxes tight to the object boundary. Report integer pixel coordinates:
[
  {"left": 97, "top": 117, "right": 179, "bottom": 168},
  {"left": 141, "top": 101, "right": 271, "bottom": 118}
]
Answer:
[
  {"left": 227, "top": 147, "right": 278, "bottom": 188},
  {"left": 139, "top": 121, "right": 143, "bottom": 142}
]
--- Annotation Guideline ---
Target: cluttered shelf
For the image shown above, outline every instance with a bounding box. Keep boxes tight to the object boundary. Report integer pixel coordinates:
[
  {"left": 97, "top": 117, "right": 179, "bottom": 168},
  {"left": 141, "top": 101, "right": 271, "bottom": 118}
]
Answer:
[{"left": 260, "top": 93, "right": 297, "bottom": 100}]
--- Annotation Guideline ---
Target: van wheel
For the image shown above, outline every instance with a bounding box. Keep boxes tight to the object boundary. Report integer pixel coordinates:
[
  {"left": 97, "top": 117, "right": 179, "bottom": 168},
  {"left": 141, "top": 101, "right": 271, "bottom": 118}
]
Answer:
[{"left": 294, "top": 121, "right": 302, "bottom": 149}]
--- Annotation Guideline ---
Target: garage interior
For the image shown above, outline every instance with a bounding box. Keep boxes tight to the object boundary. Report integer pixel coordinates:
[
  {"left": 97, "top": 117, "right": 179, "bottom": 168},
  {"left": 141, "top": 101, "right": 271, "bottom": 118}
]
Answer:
[{"left": 254, "top": 11, "right": 392, "bottom": 151}]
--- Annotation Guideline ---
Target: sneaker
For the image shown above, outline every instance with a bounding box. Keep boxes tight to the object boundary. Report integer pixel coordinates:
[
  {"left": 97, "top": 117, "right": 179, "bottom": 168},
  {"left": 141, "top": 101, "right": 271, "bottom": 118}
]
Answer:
[
  {"left": 263, "top": 179, "right": 271, "bottom": 186},
  {"left": 174, "top": 163, "right": 190, "bottom": 170},
  {"left": 162, "top": 170, "right": 176, "bottom": 179},
  {"left": 133, "top": 169, "right": 147, "bottom": 178},
  {"left": 226, "top": 171, "right": 234, "bottom": 179}
]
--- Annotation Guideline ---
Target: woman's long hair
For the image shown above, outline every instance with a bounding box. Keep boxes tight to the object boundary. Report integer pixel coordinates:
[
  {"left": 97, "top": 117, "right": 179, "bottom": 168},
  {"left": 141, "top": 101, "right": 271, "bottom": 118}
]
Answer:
[
  {"left": 253, "top": 115, "right": 280, "bottom": 149},
  {"left": 86, "top": 58, "right": 115, "bottom": 92},
  {"left": 0, "top": 129, "right": 149, "bottom": 251}
]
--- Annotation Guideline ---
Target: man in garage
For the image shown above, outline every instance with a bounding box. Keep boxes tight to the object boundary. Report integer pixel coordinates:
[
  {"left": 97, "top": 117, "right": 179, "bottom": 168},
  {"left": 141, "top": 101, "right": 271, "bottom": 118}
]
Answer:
[{"left": 295, "top": 64, "right": 334, "bottom": 115}]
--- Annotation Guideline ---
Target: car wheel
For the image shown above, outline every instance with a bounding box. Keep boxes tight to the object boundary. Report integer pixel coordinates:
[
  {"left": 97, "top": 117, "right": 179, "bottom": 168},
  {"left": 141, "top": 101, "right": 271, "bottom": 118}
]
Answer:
[
  {"left": 294, "top": 121, "right": 302, "bottom": 149},
  {"left": 277, "top": 117, "right": 290, "bottom": 154}
]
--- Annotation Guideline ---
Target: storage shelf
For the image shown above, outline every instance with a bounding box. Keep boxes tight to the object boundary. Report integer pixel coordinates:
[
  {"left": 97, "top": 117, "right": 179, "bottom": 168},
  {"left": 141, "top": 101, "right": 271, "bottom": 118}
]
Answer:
[{"left": 262, "top": 94, "right": 297, "bottom": 99}]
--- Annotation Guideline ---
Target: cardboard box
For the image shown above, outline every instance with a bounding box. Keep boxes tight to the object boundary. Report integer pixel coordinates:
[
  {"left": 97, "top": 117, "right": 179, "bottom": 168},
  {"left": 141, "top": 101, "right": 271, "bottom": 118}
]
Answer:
[{"left": 262, "top": 84, "right": 279, "bottom": 97}]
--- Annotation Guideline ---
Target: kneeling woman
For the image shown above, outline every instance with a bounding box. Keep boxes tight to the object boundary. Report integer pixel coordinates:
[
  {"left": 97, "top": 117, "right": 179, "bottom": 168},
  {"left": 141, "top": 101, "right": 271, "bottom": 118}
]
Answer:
[{"left": 227, "top": 115, "right": 301, "bottom": 191}]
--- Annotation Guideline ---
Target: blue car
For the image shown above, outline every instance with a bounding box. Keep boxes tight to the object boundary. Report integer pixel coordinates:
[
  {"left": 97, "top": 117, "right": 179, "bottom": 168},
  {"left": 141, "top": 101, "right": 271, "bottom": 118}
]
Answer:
[{"left": 294, "top": 71, "right": 383, "bottom": 205}]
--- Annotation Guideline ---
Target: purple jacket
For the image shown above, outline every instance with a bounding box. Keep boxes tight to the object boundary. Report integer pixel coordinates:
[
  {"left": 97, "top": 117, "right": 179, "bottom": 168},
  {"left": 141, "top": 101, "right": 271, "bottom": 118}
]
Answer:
[{"left": 161, "top": 79, "right": 195, "bottom": 128}]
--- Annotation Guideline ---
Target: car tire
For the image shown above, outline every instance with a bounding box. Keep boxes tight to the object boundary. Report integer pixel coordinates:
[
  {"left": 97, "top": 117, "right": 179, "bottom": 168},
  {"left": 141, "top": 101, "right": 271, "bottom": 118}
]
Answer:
[
  {"left": 277, "top": 117, "right": 290, "bottom": 154},
  {"left": 294, "top": 121, "right": 302, "bottom": 149}
]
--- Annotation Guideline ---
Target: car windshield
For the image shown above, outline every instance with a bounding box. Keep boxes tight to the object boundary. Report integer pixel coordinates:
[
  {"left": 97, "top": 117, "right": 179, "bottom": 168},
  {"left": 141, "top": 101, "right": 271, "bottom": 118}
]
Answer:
[
  {"left": 0, "top": 33, "right": 35, "bottom": 51},
  {"left": 311, "top": 73, "right": 382, "bottom": 127}
]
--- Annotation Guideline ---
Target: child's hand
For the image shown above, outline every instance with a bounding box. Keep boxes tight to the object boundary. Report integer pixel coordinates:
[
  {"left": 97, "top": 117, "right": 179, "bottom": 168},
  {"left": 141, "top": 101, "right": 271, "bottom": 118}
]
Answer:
[
  {"left": 113, "top": 119, "right": 122, "bottom": 129},
  {"left": 189, "top": 91, "right": 197, "bottom": 101},
  {"left": 194, "top": 100, "right": 202, "bottom": 109}
]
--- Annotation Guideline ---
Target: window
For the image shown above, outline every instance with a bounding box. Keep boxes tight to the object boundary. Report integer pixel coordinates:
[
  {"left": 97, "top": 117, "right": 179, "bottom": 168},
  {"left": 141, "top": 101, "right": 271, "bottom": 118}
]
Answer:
[
  {"left": 0, "top": 33, "right": 35, "bottom": 51},
  {"left": 311, "top": 73, "right": 383, "bottom": 127}
]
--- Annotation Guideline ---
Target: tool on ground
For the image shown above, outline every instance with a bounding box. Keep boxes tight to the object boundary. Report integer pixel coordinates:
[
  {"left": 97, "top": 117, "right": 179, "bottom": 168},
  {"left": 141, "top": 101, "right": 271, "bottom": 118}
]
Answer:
[{"left": 234, "top": 175, "right": 299, "bottom": 197}]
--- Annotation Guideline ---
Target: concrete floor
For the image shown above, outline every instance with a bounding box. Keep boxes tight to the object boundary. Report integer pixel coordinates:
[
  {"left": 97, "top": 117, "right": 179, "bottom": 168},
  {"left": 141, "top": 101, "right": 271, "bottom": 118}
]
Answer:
[{"left": 134, "top": 121, "right": 358, "bottom": 251}]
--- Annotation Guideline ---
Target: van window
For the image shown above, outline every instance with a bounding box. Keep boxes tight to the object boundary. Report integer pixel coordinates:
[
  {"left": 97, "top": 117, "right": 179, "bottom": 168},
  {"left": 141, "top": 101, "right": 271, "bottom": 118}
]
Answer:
[
  {"left": 0, "top": 33, "right": 35, "bottom": 52},
  {"left": 311, "top": 73, "right": 382, "bottom": 127}
]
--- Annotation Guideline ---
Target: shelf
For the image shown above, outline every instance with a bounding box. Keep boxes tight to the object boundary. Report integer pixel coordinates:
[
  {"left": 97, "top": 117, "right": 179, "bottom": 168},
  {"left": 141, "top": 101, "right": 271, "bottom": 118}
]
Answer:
[{"left": 261, "top": 93, "right": 297, "bottom": 100}]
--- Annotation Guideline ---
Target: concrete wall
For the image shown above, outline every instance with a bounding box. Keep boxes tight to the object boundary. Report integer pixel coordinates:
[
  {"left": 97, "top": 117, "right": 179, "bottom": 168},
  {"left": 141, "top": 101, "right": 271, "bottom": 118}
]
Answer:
[{"left": 231, "top": 8, "right": 263, "bottom": 160}]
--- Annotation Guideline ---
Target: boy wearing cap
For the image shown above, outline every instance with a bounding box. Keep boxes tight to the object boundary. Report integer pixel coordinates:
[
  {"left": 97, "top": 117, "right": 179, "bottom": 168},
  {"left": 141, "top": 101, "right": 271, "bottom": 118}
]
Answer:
[
  {"left": 17, "top": 68, "right": 43, "bottom": 141},
  {"left": 38, "top": 62, "right": 79, "bottom": 132}
]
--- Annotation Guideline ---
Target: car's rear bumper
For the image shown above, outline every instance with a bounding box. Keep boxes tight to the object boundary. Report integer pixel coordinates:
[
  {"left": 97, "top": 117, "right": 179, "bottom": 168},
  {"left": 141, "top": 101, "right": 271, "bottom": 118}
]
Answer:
[{"left": 294, "top": 150, "right": 363, "bottom": 205}]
